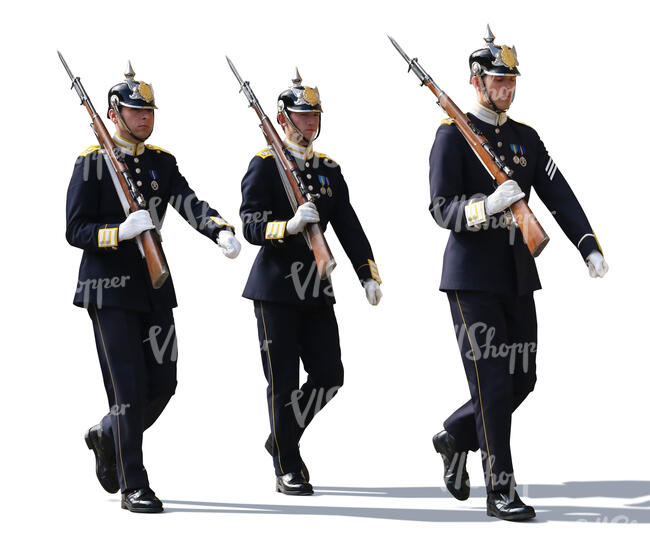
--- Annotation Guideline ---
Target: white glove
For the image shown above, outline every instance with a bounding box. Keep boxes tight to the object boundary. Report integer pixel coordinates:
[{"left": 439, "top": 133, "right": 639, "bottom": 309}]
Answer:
[
  {"left": 486, "top": 180, "right": 525, "bottom": 215},
  {"left": 286, "top": 202, "right": 320, "bottom": 235},
  {"left": 586, "top": 250, "right": 608, "bottom": 278},
  {"left": 217, "top": 230, "right": 241, "bottom": 259},
  {"left": 118, "top": 209, "right": 155, "bottom": 241},
  {"left": 363, "top": 279, "right": 382, "bottom": 306}
]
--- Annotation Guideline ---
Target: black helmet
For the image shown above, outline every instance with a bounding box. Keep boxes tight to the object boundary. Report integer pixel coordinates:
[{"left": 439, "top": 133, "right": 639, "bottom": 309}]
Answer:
[
  {"left": 277, "top": 68, "right": 323, "bottom": 115},
  {"left": 469, "top": 25, "right": 520, "bottom": 83},
  {"left": 107, "top": 61, "right": 157, "bottom": 119},
  {"left": 469, "top": 25, "right": 519, "bottom": 113},
  {"left": 277, "top": 68, "right": 322, "bottom": 144}
]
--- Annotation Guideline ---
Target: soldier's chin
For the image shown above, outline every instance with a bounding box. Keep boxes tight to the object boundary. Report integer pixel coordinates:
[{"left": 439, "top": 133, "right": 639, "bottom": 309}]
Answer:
[{"left": 135, "top": 128, "right": 153, "bottom": 141}]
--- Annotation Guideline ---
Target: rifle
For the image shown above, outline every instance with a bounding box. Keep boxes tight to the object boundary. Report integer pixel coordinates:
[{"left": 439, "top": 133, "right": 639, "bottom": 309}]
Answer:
[
  {"left": 58, "top": 51, "right": 170, "bottom": 288},
  {"left": 226, "top": 56, "right": 336, "bottom": 280},
  {"left": 388, "top": 36, "right": 549, "bottom": 257}
]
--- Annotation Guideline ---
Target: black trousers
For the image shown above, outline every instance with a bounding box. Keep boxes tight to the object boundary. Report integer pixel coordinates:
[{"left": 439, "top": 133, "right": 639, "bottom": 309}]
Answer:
[
  {"left": 88, "top": 305, "right": 177, "bottom": 491},
  {"left": 253, "top": 301, "right": 344, "bottom": 476},
  {"left": 443, "top": 290, "right": 537, "bottom": 493}
]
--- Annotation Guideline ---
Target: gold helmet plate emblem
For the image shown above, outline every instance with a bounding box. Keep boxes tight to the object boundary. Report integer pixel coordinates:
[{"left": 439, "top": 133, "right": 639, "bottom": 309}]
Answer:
[
  {"left": 303, "top": 86, "right": 320, "bottom": 106},
  {"left": 137, "top": 81, "right": 154, "bottom": 103},
  {"left": 500, "top": 45, "right": 518, "bottom": 69}
]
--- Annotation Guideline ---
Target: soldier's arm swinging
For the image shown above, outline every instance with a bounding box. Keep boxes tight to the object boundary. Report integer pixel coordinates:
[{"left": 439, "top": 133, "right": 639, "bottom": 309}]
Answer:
[
  {"left": 167, "top": 155, "right": 236, "bottom": 243},
  {"left": 530, "top": 137, "right": 603, "bottom": 261}
]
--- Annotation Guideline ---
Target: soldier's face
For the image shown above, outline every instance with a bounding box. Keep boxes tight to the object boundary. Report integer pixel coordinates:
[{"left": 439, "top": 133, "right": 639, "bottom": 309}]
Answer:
[
  {"left": 475, "top": 75, "right": 517, "bottom": 110},
  {"left": 110, "top": 106, "right": 154, "bottom": 141},
  {"left": 282, "top": 111, "right": 320, "bottom": 144}
]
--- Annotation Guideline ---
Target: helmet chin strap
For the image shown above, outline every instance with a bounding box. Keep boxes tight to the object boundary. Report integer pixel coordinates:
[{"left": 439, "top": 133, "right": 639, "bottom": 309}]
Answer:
[
  {"left": 478, "top": 75, "right": 507, "bottom": 114},
  {"left": 110, "top": 96, "right": 148, "bottom": 143},
  {"left": 281, "top": 111, "right": 321, "bottom": 145}
]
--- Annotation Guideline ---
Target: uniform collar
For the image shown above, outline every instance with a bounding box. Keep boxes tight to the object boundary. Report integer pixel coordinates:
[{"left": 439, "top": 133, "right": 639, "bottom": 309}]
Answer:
[
  {"left": 113, "top": 134, "right": 146, "bottom": 156},
  {"left": 284, "top": 137, "right": 314, "bottom": 161},
  {"left": 470, "top": 102, "right": 509, "bottom": 126}
]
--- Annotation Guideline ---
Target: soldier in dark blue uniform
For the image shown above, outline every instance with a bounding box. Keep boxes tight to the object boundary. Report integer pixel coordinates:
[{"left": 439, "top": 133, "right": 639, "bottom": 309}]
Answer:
[
  {"left": 428, "top": 27, "right": 608, "bottom": 521},
  {"left": 240, "top": 70, "right": 382, "bottom": 495},
  {"left": 66, "top": 62, "right": 241, "bottom": 513}
]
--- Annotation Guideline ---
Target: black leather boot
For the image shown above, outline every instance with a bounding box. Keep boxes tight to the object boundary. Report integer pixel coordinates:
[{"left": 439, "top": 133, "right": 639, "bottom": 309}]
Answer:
[
  {"left": 85, "top": 424, "right": 119, "bottom": 494},
  {"left": 121, "top": 487, "right": 163, "bottom": 513},
  {"left": 432, "top": 430, "right": 470, "bottom": 500},
  {"left": 487, "top": 490, "right": 536, "bottom": 521},
  {"left": 276, "top": 472, "right": 314, "bottom": 496},
  {"left": 265, "top": 434, "right": 310, "bottom": 482}
]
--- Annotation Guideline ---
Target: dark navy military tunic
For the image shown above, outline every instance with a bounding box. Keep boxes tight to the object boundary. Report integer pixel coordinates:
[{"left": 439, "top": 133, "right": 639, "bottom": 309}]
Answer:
[
  {"left": 66, "top": 141, "right": 234, "bottom": 312},
  {"left": 429, "top": 113, "right": 602, "bottom": 296},
  {"left": 240, "top": 149, "right": 378, "bottom": 305}
]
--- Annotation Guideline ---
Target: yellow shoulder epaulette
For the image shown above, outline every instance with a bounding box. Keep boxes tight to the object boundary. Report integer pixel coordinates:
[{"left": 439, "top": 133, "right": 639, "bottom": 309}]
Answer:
[
  {"left": 256, "top": 148, "right": 274, "bottom": 159},
  {"left": 79, "top": 145, "right": 100, "bottom": 157},
  {"left": 145, "top": 144, "right": 172, "bottom": 155},
  {"left": 315, "top": 152, "right": 337, "bottom": 165},
  {"left": 441, "top": 117, "right": 455, "bottom": 125}
]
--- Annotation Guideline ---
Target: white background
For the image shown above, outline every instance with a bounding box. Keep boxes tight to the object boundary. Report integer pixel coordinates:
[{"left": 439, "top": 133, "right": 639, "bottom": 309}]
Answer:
[{"left": 2, "top": 0, "right": 649, "bottom": 539}]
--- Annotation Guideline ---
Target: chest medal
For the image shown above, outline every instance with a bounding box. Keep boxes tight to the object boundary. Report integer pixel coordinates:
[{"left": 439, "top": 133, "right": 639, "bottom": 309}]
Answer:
[
  {"left": 510, "top": 144, "right": 527, "bottom": 168},
  {"left": 318, "top": 175, "right": 332, "bottom": 197},
  {"left": 149, "top": 169, "right": 160, "bottom": 190}
]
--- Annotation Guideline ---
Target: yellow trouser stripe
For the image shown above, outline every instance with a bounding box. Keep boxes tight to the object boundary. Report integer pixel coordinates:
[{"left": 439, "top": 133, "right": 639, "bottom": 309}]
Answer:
[
  {"left": 260, "top": 302, "right": 285, "bottom": 475},
  {"left": 455, "top": 291, "right": 495, "bottom": 490},
  {"left": 92, "top": 305, "right": 128, "bottom": 488}
]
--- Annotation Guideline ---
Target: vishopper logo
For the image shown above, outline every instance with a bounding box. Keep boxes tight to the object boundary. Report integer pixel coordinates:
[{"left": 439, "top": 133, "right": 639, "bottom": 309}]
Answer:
[
  {"left": 148, "top": 195, "right": 228, "bottom": 234},
  {"left": 76, "top": 275, "right": 131, "bottom": 309},
  {"left": 292, "top": 154, "right": 338, "bottom": 172},
  {"left": 75, "top": 149, "right": 127, "bottom": 182},
  {"left": 241, "top": 210, "right": 273, "bottom": 225},
  {"left": 486, "top": 85, "right": 515, "bottom": 104},
  {"left": 285, "top": 386, "right": 341, "bottom": 429},
  {"left": 577, "top": 515, "right": 638, "bottom": 524},
  {"left": 441, "top": 449, "right": 518, "bottom": 498},
  {"left": 109, "top": 403, "right": 131, "bottom": 416},
  {"left": 445, "top": 449, "right": 470, "bottom": 493},
  {"left": 481, "top": 450, "right": 516, "bottom": 495},
  {"left": 430, "top": 195, "right": 518, "bottom": 244},
  {"left": 147, "top": 196, "right": 166, "bottom": 230},
  {"left": 285, "top": 261, "right": 334, "bottom": 300},
  {"left": 143, "top": 324, "right": 178, "bottom": 365},
  {"left": 455, "top": 321, "right": 536, "bottom": 374},
  {"left": 76, "top": 152, "right": 106, "bottom": 183}
]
